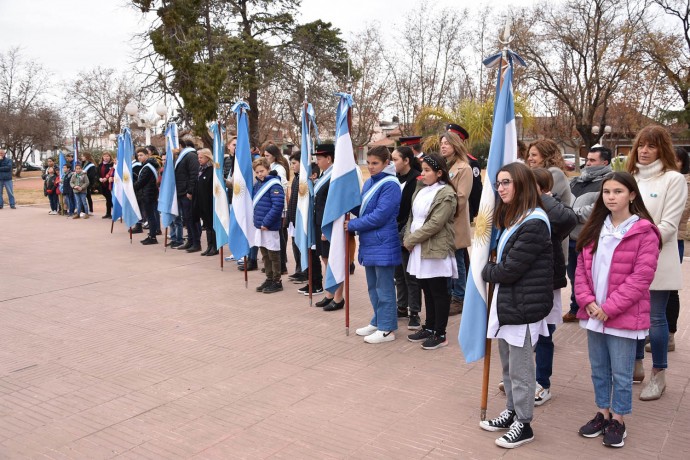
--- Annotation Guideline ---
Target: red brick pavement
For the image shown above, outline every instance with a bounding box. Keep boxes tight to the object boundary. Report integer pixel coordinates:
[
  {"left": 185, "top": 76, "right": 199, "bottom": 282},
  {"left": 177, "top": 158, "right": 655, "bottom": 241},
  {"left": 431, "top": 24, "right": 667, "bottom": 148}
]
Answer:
[{"left": 0, "top": 205, "right": 689, "bottom": 459}]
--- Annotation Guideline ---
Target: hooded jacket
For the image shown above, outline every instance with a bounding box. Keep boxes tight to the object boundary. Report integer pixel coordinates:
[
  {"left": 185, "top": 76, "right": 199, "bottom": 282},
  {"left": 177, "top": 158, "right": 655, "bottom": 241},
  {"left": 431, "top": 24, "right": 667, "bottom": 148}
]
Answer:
[
  {"left": 542, "top": 193, "right": 577, "bottom": 289},
  {"left": 569, "top": 164, "right": 612, "bottom": 239},
  {"left": 253, "top": 171, "right": 284, "bottom": 231}
]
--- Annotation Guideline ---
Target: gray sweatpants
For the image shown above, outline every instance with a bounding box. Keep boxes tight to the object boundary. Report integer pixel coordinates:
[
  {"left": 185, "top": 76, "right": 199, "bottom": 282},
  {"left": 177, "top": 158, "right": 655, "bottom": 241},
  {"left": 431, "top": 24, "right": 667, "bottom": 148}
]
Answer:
[{"left": 498, "top": 329, "right": 535, "bottom": 424}]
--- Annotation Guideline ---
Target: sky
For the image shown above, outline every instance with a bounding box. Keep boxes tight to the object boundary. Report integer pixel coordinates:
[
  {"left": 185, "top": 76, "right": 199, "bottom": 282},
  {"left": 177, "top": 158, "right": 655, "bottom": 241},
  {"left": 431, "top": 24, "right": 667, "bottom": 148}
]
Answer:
[{"left": 0, "top": 0, "right": 537, "bottom": 106}]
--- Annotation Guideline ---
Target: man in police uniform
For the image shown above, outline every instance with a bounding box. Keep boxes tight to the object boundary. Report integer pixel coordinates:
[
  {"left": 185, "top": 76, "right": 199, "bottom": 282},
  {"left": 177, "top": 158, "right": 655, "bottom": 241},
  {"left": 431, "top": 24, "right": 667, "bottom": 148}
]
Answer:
[{"left": 399, "top": 136, "right": 424, "bottom": 159}]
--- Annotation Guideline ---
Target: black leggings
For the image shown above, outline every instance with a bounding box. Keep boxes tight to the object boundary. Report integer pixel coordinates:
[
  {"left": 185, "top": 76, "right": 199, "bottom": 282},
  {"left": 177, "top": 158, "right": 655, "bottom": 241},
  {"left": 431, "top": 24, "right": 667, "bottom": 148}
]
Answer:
[
  {"left": 86, "top": 189, "right": 93, "bottom": 213},
  {"left": 419, "top": 276, "right": 451, "bottom": 336}
]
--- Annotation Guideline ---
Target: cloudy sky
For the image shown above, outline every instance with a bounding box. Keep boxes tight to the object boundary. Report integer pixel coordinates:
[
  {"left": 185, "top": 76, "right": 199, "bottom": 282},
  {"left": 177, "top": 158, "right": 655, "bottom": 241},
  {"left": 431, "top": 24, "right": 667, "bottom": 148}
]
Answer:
[{"left": 1, "top": 0, "right": 536, "bottom": 96}]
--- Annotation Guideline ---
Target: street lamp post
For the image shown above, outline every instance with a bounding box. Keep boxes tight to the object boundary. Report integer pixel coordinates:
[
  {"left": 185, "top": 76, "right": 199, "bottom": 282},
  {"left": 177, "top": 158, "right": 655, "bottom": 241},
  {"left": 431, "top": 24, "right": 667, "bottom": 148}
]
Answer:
[{"left": 591, "top": 125, "right": 612, "bottom": 146}]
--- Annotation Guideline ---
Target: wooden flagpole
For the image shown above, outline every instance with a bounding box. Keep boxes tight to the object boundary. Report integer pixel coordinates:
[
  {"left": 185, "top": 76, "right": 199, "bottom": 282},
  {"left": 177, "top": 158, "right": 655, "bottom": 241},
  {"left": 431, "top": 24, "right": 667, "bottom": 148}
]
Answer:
[{"left": 344, "top": 60, "right": 354, "bottom": 336}]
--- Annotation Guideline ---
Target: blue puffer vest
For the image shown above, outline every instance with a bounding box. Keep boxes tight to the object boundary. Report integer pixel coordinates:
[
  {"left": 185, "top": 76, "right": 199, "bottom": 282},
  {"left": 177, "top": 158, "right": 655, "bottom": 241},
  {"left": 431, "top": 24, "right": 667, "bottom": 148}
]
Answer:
[
  {"left": 348, "top": 169, "right": 402, "bottom": 266},
  {"left": 0, "top": 156, "right": 13, "bottom": 181},
  {"left": 253, "top": 172, "right": 284, "bottom": 231}
]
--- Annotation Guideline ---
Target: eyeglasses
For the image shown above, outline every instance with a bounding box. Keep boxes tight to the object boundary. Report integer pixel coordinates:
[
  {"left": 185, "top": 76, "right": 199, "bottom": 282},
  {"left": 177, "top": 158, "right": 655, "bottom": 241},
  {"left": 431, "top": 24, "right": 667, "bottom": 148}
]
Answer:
[{"left": 493, "top": 179, "right": 513, "bottom": 191}]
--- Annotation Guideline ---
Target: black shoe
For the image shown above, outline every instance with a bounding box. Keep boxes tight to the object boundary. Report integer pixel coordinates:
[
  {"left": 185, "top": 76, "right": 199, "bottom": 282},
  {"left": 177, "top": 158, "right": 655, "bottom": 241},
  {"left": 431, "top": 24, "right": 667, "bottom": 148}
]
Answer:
[
  {"left": 315, "top": 297, "right": 333, "bottom": 308},
  {"left": 261, "top": 267, "right": 266, "bottom": 273},
  {"left": 170, "top": 241, "right": 183, "bottom": 249},
  {"left": 263, "top": 280, "right": 283, "bottom": 294},
  {"left": 408, "top": 314, "right": 422, "bottom": 330},
  {"left": 237, "top": 261, "right": 258, "bottom": 271},
  {"left": 156, "top": 230, "right": 162, "bottom": 235},
  {"left": 143, "top": 221, "right": 149, "bottom": 229},
  {"left": 495, "top": 421, "right": 534, "bottom": 449},
  {"left": 579, "top": 412, "right": 609, "bottom": 438},
  {"left": 480, "top": 410, "right": 516, "bottom": 432},
  {"left": 131, "top": 225, "right": 143, "bottom": 234},
  {"left": 102, "top": 214, "right": 111, "bottom": 219},
  {"left": 186, "top": 245, "right": 202, "bottom": 253},
  {"left": 350, "top": 262, "right": 356, "bottom": 275},
  {"left": 291, "top": 274, "right": 308, "bottom": 284},
  {"left": 256, "top": 279, "right": 271, "bottom": 292},
  {"left": 421, "top": 333, "right": 448, "bottom": 350},
  {"left": 408, "top": 327, "right": 433, "bottom": 343},
  {"left": 602, "top": 419, "right": 626, "bottom": 448},
  {"left": 323, "top": 299, "right": 344, "bottom": 311},
  {"left": 397, "top": 308, "right": 409, "bottom": 318},
  {"left": 200, "top": 247, "right": 211, "bottom": 256},
  {"left": 206, "top": 248, "right": 219, "bottom": 256},
  {"left": 177, "top": 241, "right": 192, "bottom": 250},
  {"left": 141, "top": 236, "right": 158, "bottom": 245}
]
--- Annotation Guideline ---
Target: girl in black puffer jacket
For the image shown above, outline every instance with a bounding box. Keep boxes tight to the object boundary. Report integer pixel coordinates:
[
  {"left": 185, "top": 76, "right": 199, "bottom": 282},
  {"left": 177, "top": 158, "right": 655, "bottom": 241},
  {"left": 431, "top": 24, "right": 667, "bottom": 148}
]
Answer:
[{"left": 479, "top": 162, "right": 553, "bottom": 450}]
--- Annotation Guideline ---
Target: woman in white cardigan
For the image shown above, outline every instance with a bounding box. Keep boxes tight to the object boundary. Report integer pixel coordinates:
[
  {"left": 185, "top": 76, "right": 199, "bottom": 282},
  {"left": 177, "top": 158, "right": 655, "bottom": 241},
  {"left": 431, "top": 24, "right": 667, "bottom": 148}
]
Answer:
[{"left": 627, "top": 125, "right": 687, "bottom": 401}]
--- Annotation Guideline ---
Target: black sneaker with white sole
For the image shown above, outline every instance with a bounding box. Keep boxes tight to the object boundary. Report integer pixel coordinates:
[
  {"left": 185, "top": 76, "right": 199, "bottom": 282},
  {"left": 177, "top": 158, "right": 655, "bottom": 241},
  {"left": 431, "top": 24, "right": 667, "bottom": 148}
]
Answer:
[
  {"left": 408, "top": 328, "right": 433, "bottom": 343},
  {"left": 579, "top": 412, "right": 609, "bottom": 438},
  {"left": 262, "top": 280, "right": 283, "bottom": 294},
  {"left": 495, "top": 421, "right": 534, "bottom": 449},
  {"left": 421, "top": 333, "right": 448, "bottom": 350},
  {"left": 408, "top": 314, "right": 421, "bottom": 330},
  {"left": 297, "top": 285, "right": 324, "bottom": 296},
  {"left": 256, "top": 279, "right": 271, "bottom": 292},
  {"left": 602, "top": 419, "right": 626, "bottom": 448},
  {"left": 479, "top": 409, "right": 516, "bottom": 432}
]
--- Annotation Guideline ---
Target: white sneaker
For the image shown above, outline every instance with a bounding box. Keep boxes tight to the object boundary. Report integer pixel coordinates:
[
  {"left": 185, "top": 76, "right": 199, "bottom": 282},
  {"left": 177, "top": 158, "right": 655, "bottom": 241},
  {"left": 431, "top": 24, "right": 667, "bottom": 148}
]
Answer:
[
  {"left": 48, "top": 211, "right": 55, "bottom": 215},
  {"left": 363, "top": 330, "right": 395, "bottom": 344},
  {"left": 79, "top": 212, "right": 85, "bottom": 218},
  {"left": 224, "top": 255, "right": 235, "bottom": 261},
  {"left": 355, "top": 324, "right": 378, "bottom": 336},
  {"left": 534, "top": 384, "right": 551, "bottom": 406}
]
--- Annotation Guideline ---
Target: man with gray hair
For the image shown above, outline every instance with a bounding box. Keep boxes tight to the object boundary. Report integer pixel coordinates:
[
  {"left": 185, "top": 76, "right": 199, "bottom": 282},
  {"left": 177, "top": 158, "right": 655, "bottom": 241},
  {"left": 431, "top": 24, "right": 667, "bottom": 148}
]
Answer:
[
  {"left": 563, "top": 145, "right": 612, "bottom": 322},
  {"left": 0, "top": 149, "right": 17, "bottom": 209}
]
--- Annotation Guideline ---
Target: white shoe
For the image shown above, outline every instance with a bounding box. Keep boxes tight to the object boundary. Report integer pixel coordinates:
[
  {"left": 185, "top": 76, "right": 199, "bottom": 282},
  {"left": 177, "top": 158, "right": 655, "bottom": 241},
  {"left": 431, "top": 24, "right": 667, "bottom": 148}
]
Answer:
[
  {"left": 355, "top": 324, "right": 378, "bottom": 336},
  {"left": 48, "top": 211, "right": 55, "bottom": 215},
  {"left": 363, "top": 330, "right": 395, "bottom": 344},
  {"left": 534, "top": 384, "right": 551, "bottom": 406},
  {"left": 224, "top": 255, "right": 235, "bottom": 261},
  {"left": 79, "top": 212, "right": 85, "bottom": 217}
]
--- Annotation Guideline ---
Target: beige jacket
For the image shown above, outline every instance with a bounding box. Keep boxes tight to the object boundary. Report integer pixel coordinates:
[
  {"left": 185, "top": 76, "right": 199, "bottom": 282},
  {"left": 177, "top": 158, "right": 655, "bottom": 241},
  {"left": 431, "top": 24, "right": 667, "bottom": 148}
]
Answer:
[
  {"left": 403, "top": 184, "right": 457, "bottom": 259},
  {"left": 447, "top": 159, "right": 473, "bottom": 248}
]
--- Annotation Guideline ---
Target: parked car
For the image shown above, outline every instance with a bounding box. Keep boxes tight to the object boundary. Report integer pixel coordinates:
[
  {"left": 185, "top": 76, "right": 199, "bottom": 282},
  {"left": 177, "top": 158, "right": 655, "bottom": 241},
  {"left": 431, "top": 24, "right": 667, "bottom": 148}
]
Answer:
[
  {"left": 22, "top": 162, "right": 42, "bottom": 171},
  {"left": 563, "top": 154, "right": 585, "bottom": 171}
]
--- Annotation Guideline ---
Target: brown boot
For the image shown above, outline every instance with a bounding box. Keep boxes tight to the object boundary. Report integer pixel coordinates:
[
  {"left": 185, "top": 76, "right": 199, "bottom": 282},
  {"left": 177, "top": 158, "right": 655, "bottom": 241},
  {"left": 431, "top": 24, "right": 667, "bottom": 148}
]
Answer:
[
  {"left": 449, "top": 297, "right": 463, "bottom": 316},
  {"left": 562, "top": 312, "right": 578, "bottom": 323},
  {"left": 633, "top": 359, "right": 645, "bottom": 384},
  {"left": 668, "top": 333, "right": 675, "bottom": 352}
]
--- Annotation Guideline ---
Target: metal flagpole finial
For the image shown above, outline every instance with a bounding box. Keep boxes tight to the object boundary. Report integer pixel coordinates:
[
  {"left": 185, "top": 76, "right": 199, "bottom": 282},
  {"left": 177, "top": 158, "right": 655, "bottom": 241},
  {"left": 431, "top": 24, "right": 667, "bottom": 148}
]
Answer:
[
  {"left": 499, "top": 19, "right": 513, "bottom": 47},
  {"left": 346, "top": 59, "right": 354, "bottom": 94}
]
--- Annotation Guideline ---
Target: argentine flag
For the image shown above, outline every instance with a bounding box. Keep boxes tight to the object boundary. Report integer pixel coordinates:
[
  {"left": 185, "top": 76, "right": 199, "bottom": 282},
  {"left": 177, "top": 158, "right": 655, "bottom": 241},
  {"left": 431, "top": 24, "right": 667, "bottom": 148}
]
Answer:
[
  {"left": 112, "top": 136, "right": 123, "bottom": 221},
  {"left": 157, "top": 123, "right": 179, "bottom": 228},
  {"left": 228, "top": 101, "right": 255, "bottom": 260},
  {"left": 115, "top": 128, "right": 142, "bottom": 228},
  {"left": 211, "top": 122, "right": 230, "bottom": 249},
  {"left": 459, "top": 51, "right": 523, "bottom": 363},
  {"left": 295, "top": 104, "right": 316, "bottom": 270},
  {"left": 322, "top": 94, "right": 361, "bottom": 293}
]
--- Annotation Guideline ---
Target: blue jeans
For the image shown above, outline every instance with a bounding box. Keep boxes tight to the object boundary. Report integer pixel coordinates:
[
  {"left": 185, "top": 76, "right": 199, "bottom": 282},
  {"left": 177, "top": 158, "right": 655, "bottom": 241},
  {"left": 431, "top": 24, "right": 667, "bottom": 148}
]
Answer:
[
  {"left": 566, "top": 239, "right": 579, "bottom": 315},
  {"left": 587, "top": 330, "right": 636, "bottom": 415},
  {"left": 64, "top": 194, "right": 75, "bottom": 215},
  {"left": 75, "top": 193, "right": 88, "bottom": 214},
  {"left": 0, "top": 179, "right": 15, "bottom": 207},
  {"left": 635, "top": 290, "right": 670, "bottom": 368},
  {"left": 171, "top": 216, "right": 183, "bottom": 244},
  {"left": 449, "top": 248, "right": 467, "bottom": 300},
  {"left": 365, "top": 265, "right": 397, "bottom": 332},
  {"left": 535, "top": 323, "right": 556, "bottom": 389}
]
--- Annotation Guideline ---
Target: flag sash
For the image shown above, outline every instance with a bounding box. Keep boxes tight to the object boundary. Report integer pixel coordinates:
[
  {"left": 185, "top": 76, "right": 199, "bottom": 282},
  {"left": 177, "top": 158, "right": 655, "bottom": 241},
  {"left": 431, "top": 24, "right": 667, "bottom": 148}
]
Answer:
[
  {"left": 360, "top": 175, "right": 397, "bottom": 214},
  {"left": 252, "top": 177, "right": 281, "bottom": 207}
]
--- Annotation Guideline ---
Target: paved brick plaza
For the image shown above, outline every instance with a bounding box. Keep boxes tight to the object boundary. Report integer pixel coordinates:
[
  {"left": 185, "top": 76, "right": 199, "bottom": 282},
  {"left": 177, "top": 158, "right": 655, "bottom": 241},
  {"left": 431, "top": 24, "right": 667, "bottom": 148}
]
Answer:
[{"left": 1, "top": 204, "right": 689, "bottom": 459}]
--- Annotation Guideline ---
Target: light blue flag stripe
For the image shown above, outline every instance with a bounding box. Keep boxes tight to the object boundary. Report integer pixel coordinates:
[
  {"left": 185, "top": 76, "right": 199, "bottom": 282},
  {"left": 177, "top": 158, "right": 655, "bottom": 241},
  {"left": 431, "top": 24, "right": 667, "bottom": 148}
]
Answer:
[
  {"left": 158, "top": 123, "right": 179, "bottom": 228},
  {"left": 295, "top": 104, "right": 315, "bottom": 270},
  {"left": 228, "top": 101, "right": 254, "bottom": 260},
  {"left": 211, "top": 122, "right": 230, "bottom": 249},
  {"left": 459, "top": 59, "right": 520, "bottom": 363},
  {"left": 120, "top": 128, "right": 142, "bottom": 228},
  {"left": 112, "top": 135, "right": 124, "bottom": 222}
]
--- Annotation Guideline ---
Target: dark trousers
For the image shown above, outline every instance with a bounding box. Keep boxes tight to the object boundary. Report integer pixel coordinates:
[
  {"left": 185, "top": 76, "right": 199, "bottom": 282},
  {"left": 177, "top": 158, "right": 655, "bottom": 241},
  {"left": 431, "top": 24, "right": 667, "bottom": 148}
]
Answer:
[
  {"left": 102, "top": 187, "right": 112, "bottom": 216},
  {"left": 291, "top": 237, "right": 302, "bottom": 273},
  {"left": 179, "top": 195, "right": 200, "bottom": 245},
  {"left": 665, "top": 240, "right": 683, "bottom": 333},
  {"left": 394, "top": 248, "right": 421, "bottom": 314},
  {"left": 419, "top": 276, "right": 451, "bottom": 336},
  {"left": 144, "top": 199, "right": 159, "bottom": 238},
  {"left": 48, "top": 193, "right": 58, "bottom": 211},
  {"left": 279, "top": 226, "right": 288, "bottom": 271},
  {"left": 206, "top": 227, "right": 216, "bottom": 251},
  {"left": 535, "top": 323, "right": 556, "bottom": 389},
  {"left": 260, "top": 247, "right": 281, "bottom": 281},
  {"left": 566, "top": 239, "right": 579, "bottom": 315},
  {"left": 86, "top": 189, "right": 93, "bottom": 213}
]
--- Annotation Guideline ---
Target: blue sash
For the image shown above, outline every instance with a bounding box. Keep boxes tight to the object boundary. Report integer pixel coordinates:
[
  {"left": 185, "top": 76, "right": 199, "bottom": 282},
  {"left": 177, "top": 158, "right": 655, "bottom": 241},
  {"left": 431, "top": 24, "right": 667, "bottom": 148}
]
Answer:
[
  {"left": 314, "top": 167, "right": 332, "bottom": 194},
  {"left": 143, "top": 163, "right": 159, "bottom": 180},
  {"left": 175, "top": 147, "right": 195, "bottom": 169},
  {"left": 360, "top": 175, "right": 398, "bottom": 214},
  {"left": 497, "top": 208, "right": 551, "bottom": 261},
  {"left": 83, "top": 163, "right": 95, "bottom": 173},
  {"left": 252, "top": 177, "right": 281, "bottom": 208}
]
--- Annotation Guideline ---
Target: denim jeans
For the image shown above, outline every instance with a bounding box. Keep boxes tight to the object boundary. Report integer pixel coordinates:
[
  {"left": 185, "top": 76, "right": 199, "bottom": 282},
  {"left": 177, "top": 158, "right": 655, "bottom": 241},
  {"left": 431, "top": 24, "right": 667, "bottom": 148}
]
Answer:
[
  {"left": 587, "top": 330, "right": 636, "bottom": 415},
  {"left": 365, "top": 265, "right": 397, "bottom": 332},
  {"left": 535, "top": 323, "right": 556, "bottom": 389},
  {"left": 75, "top": 193, "right": 88, "bottom": 214},
  {"left": 64, "top": 194, "right": 76, "bottom": 215},
  {"left": 171, "top": 216, "right": 183, "bottom": 244},
  {"left": 449, "top": 248, "right": 467, "bottom": 300},
  {"left": 499, "top": 329, "right": 535, "bottom": 423},
  {"left": 635, "top": 290, "right": 670, "bottom": 368},
  {"left": 0, "top": 179, "right": 15, "bottom": 207},
  {"left": 566, "top": 239, "right": 579, "bottom": 315}
]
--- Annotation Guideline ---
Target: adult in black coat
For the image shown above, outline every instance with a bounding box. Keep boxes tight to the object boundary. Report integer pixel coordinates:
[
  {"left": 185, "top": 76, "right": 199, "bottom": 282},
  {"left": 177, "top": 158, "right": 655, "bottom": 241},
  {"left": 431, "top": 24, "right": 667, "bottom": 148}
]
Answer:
[
  {"left": 134, "top": 149, "right": 160, "bottom": 244},
  {"left": 174, "top": 139, "right": 201, "bottom": 251},
  {"left": 194, "top": 149, "right": 217, "bottom": 256},
  {"left": 80, "top": 152, "right": 98, "bottom": 214}
]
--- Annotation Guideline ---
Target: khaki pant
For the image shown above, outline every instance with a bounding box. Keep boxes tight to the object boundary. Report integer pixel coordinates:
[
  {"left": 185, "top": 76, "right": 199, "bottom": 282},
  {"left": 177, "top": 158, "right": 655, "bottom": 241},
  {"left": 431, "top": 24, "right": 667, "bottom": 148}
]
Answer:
[{"left": 260, "top": 247, "right": 281, "bottom": 281}]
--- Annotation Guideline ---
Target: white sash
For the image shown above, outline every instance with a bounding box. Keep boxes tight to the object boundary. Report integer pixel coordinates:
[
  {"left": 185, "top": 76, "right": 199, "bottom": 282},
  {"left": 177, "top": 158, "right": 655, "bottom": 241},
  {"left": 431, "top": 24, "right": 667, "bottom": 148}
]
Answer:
[
  {"left": 497, "top": 208, "right": 551, "bottom": 261},
  {"left": 175, "top": 147, "right": 195, "bottom": 168},
  {"left": 83, "top": 163, "right": 95, "bottom": 173},
  {"left": 252, "top": 177, "right": 281, "bottom": 208},
  {"left": 314, "top": 167, "right": 332, "bottom": 194},
  {"left": 360, "top": 175, "right": 398, "bottom": 214},
  {"left": 142, "top": 162, "right": 159, "bottom": 180}
]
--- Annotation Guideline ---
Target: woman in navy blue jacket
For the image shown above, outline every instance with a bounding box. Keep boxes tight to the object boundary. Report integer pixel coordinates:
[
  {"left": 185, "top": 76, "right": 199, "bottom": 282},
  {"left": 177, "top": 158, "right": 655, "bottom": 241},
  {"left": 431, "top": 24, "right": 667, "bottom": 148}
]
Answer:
[
  {"left": 346, "top": 146, "right": 402, "bottom": 344},
  {"left": 253, "top": 157, "right": 285, "bottom": 294}
]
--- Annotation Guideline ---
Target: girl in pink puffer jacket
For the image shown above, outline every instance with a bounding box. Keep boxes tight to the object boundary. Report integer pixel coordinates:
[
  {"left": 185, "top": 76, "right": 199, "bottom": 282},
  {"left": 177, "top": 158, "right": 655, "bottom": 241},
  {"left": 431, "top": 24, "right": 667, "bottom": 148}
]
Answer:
[{"left": 574, "top": 171, "right": 661, "bottom": 449}]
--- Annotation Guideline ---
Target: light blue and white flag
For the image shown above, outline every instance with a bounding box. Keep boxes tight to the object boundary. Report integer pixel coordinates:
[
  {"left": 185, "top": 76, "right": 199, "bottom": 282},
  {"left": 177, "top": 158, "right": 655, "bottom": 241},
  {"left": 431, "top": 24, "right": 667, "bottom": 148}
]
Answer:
[
  {"left": 459, "top": 51, "right": 523, "bottom": 363},
  {"left": 295, "top": 103, "right": 317, "bottom": 270},
  {"left": 157, "top": 123, "right": 179, "bottom": 228},
  {"left": 114, "top": 128, "right": 142, "bottom": 228},
  {"left": 58, "top": 151, "right": 66, "bottom": 189},
  {"left": 211, "top": 122, "right": 230, "bottom": 249},
  {"left": 228, "top": 101, "right": 255, "bottom": 260},
  {"left": 322, "top": 93, "right": 361, "bottom": 293}
]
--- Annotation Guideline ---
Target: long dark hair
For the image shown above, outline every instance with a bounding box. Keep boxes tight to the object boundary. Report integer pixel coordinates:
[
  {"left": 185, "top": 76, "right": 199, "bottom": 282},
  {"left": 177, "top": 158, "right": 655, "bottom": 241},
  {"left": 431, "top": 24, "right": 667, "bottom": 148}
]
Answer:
[
  {"left": 367, "top": 145, "right": 391, "bottom": 163},
  {"left": 264, "top": 143, "right": 290, "bottom": 181},
  {"left": 576, "top": 171, "right": 658, "bottom": 252},
  {"left": 394, "top": 146, "right": 421, "bottom": 172},
  {"left": 675, "top": 146, "right": 689, "bottom": 174},
  {"left": 494, "top": 162, "right": 543, "bottom": 229},
  {"left": 421, "top": 152, "right": 451, "bottom": 185}
]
